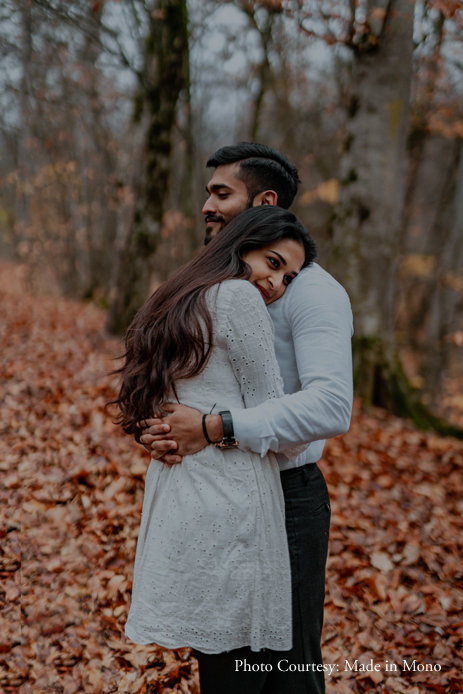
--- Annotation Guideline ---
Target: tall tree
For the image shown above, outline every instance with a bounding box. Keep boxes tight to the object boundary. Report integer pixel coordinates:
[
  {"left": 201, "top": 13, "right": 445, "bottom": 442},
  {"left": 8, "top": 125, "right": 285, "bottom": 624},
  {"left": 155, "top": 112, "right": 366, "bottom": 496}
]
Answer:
[
  {"left": 238, "top": 1, "right": 280, "bottom": 140},
  {"left": 289, "top": 0, "right": 463, "bottom": 434},
  {"left": 107, "top": 0, "right": 190, "bottom": 334},
  {"left": 397, "top": 16, "right": 463, "bottom": 401},
  {"left": 0, "top": 0, "right": 122, "bottom": 299},
  {"left": 328, "top": 0, "right": 415, "bottom": 413}
]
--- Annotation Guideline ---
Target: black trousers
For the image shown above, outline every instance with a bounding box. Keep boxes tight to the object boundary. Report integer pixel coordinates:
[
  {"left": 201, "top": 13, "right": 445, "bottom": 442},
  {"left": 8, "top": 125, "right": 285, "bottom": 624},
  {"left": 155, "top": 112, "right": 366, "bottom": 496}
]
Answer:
[{"left": 194, "top": 463, "right": 331, "bottom": 694}]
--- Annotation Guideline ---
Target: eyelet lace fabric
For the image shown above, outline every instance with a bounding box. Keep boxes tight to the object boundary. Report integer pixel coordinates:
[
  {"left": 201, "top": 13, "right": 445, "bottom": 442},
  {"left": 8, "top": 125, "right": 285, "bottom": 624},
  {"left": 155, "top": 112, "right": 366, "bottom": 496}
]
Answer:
[{"left": 125, "top": 280, "right": 292, "bottom": 653}]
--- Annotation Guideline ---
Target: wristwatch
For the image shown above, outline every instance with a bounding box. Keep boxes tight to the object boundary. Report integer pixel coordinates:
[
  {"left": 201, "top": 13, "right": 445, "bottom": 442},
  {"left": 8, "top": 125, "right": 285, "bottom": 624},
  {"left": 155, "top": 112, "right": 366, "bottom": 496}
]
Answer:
[{"left": 215, "top": 411, "right": 239, "bottom": 449}]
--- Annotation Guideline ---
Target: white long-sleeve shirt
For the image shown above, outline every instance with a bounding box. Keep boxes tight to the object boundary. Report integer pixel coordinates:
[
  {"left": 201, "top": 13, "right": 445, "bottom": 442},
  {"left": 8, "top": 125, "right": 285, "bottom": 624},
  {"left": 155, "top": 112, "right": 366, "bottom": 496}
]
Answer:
[{"left": 229, "top": 263, "right": 354, "bottom": 471}]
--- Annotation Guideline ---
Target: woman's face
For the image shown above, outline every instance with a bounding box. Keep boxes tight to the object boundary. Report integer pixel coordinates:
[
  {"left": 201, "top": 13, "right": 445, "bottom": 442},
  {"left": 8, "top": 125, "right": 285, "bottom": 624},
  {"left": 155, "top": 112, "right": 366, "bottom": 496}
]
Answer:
[{"left": 243, "top": 239, "right": 305, "bottom": 305}]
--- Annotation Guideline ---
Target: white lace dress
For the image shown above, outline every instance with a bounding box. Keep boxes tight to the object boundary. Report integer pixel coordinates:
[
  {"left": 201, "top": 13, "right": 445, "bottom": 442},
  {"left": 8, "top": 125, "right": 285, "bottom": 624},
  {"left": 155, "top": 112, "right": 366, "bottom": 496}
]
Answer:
[{"left": 125, "top": 280, "right": 292, "bottom": 653}]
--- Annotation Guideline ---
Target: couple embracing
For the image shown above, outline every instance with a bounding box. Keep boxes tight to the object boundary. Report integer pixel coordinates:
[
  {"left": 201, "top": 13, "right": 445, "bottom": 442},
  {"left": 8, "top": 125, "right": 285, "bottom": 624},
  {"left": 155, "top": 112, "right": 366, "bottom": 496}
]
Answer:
[{"left": 113, "top": 143, "right": 353, "bottom": 693}]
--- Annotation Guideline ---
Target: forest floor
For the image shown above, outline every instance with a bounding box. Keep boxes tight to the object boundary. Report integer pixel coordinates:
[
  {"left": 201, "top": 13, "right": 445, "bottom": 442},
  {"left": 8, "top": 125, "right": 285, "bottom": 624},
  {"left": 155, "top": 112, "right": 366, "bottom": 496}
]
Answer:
[{"left": 1, "top": 261, "right": 462, "bottom": 694}]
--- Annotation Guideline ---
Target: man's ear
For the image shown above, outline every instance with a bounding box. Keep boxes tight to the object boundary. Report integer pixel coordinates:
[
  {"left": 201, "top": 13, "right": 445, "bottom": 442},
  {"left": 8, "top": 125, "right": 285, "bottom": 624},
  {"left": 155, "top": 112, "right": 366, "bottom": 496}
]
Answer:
[{"left": 253, "top": 190, "right": 278, "bottom": 207}]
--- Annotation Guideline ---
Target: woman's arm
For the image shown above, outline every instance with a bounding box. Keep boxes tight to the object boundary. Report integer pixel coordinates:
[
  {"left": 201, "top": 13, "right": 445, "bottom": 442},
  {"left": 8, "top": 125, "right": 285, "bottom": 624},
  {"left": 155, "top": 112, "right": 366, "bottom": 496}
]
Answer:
[
  {"left": 215, "top": 280, "right": 305, "bottom": 459},
  {"left": 218, "top": 280, "right": 285, "bottom": 408}
]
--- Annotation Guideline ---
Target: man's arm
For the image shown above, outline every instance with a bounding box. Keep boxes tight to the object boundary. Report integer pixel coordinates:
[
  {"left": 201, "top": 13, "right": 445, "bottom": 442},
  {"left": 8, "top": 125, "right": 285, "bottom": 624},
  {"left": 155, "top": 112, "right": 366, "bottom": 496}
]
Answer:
[{"left": 228, "top": 270, "right": 353, "bottom": 457}]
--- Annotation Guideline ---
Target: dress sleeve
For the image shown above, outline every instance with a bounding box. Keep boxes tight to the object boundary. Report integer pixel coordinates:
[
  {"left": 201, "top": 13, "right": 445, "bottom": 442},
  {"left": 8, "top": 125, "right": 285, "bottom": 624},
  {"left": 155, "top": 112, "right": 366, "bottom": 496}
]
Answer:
[{"left": 215, "top": 280, "right": 306, "bottom": 460}]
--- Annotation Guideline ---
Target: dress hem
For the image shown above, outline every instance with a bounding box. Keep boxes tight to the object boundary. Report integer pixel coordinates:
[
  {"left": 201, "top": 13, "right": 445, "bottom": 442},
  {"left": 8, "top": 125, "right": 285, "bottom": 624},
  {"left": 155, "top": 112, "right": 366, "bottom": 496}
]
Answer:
[{"left": 124, "top": 625, "right": 292, "bottom": 654}]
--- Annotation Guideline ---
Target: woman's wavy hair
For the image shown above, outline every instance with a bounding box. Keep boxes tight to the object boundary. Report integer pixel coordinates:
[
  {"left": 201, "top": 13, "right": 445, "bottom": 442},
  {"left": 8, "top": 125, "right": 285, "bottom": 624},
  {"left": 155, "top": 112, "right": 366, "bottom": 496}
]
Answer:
[{"left": 111, "top": 205, "right": 317, "bottom": 440}]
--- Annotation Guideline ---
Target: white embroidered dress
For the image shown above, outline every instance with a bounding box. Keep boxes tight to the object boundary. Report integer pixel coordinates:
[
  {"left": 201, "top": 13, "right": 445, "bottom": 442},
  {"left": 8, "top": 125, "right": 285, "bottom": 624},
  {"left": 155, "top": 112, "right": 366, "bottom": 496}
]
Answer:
[{"left": 125, "top": 280, "right": 292, "bottom": 653}]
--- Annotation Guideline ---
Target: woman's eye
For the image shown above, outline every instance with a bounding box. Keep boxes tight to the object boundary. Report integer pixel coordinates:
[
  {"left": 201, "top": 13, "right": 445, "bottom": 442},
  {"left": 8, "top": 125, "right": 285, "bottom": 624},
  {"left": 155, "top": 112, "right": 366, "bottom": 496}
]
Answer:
[
  {"left": 284, "top": 275, "right": 293, "bottom": 286},
  {"left": 269, "top": 257, "right": 279, "bottom": 268}
]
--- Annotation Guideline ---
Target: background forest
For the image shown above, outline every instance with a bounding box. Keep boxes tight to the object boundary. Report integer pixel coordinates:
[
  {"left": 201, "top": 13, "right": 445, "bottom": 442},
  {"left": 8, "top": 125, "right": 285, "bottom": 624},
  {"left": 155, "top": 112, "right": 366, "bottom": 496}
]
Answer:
[
  {"left": 0, "top": 0, "right": 463, "bottom": 426},
  {"left": 1, "top": 2, "right": 463, "bottom": 693}
]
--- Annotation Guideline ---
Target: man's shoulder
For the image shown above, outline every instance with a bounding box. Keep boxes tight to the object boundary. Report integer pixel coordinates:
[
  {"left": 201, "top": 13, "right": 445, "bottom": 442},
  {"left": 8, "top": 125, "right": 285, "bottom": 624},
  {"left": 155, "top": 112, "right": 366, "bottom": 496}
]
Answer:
[
  {"left": 268, "top": 263, "right": 352, "bottom": 329},
  {"left": 287, "top": 263, "right": 351, "bottom": 303},
  {"left": 276, "top": 263, "right": 353, "bottom": 335}
]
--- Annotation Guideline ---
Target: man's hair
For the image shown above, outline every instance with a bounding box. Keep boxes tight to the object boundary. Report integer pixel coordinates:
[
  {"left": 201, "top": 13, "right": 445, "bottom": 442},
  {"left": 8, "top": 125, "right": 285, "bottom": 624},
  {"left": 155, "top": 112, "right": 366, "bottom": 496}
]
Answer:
[{"left": 206, "top": 142, "right": 300, "bottom": 210}]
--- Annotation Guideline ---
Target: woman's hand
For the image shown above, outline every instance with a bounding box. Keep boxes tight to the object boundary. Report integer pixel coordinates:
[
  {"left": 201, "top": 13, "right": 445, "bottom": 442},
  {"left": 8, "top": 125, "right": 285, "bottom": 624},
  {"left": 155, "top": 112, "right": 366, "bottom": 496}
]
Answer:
[{"left": 139, "top": 413, "right": 182, "bottom": 464}]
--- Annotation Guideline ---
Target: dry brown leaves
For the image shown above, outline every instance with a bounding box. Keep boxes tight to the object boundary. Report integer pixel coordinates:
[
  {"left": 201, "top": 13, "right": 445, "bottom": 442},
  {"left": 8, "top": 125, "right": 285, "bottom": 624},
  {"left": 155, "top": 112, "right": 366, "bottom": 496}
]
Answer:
[
  {"left": 0, "top": 267, "right": 462, "bottom": 693},
  {"left": 319, "top": 404, "right": 463, "bottom": 693}
]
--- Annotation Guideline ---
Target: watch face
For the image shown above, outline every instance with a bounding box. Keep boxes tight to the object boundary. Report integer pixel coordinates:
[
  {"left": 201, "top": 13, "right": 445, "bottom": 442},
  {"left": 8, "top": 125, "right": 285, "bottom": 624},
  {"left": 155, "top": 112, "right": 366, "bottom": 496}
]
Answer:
[{"left": 215, "top": 441, "right": 239, "bottom": 449}]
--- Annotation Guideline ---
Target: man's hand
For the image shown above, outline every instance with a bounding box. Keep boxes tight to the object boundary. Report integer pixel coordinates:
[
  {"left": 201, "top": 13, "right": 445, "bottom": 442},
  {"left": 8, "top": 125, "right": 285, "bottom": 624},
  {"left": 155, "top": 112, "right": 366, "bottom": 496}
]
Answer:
[
  {"left": 139, "top": 412, "right": 182, "bottom": 465},
  {"left": 140, "top": 403, "right": 223, "bottom": 462}
]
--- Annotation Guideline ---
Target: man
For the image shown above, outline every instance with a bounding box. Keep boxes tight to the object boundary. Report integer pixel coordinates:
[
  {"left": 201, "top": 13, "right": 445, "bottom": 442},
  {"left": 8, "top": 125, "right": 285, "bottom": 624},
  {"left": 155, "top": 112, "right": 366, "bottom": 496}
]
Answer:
[{"left": 141, "top": 142, "right": 353, "bottom": 693}]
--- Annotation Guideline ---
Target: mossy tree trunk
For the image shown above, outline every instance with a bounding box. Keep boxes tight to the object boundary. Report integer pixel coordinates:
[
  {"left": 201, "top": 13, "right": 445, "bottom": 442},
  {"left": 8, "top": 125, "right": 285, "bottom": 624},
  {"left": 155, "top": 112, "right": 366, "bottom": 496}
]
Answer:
[
  {"left": 107, "top": 0, "right": 189, "bottom": 335},
  {"left": 329, "top": 0, "right": 463, "bottom": 438},
  {"left": 399, "top": 136, "right": 463, "bottom": 399},
  {"left": 329, "top": 0, "right": 415, "bottom": 407}
]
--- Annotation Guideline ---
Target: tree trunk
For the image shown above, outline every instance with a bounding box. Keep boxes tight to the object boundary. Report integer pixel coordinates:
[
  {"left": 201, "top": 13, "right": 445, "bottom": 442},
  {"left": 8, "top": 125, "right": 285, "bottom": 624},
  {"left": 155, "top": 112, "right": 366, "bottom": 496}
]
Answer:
[
  {"left": 248, "top": 10, "right": 275, "bottom": 142},
  {"left": 435, "top": 143, "right": 463, "bottom": 382},
  {"left": 398, "top": 134, "right": 461, "bottom": 397},
  {"left": 17, "top": 0, "right": 35, "bottom": 241},
  {"left": 82, "top": 1, "right": 119, "bottom": 302},
  {"left": 329, "top": 0, "right": 415, "bottom": 412},
  {"left": 107, "top": 0, "right": 189, "bottom": 334}
]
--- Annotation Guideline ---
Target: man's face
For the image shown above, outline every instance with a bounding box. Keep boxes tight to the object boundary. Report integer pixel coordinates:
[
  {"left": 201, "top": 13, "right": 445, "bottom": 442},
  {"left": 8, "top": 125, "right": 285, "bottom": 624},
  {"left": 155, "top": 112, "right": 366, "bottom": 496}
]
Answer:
[{"left": 202, "top": 163, "right": 251, "bottom": 244}]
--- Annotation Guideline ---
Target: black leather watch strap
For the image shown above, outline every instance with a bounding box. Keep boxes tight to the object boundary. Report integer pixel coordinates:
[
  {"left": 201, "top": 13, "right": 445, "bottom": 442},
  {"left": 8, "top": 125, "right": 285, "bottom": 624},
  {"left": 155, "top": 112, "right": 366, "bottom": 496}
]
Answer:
[{"left": 215, "top": 411, "right": 239, "bottom": 449}]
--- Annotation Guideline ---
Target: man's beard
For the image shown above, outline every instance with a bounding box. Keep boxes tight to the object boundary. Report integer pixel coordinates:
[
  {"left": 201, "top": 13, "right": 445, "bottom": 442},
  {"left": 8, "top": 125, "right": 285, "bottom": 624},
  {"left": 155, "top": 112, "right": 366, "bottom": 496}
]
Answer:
[
  {"left": 204, "top": 226, "right": 216, "bottom": 245},
  {"left": 204, "top": 215, "right": 225, "bottom": 245},
  {"left": 203, "top": 200, "right": 253, "bottom": 246}
]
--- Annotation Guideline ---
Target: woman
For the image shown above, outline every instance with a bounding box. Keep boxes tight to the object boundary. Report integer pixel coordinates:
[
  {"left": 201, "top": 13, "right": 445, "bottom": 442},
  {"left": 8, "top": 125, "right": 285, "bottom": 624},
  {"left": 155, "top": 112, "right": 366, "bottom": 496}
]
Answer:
[{"left": 113, "top": 206, "right": 317, "bottom": 692}]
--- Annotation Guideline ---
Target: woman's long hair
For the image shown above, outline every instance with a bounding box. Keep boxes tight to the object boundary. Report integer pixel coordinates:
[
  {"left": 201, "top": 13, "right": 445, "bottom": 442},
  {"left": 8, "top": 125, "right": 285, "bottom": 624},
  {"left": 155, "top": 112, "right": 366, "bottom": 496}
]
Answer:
[{"left": 112, "top": 206, "right": 317, "bottom": 439}]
